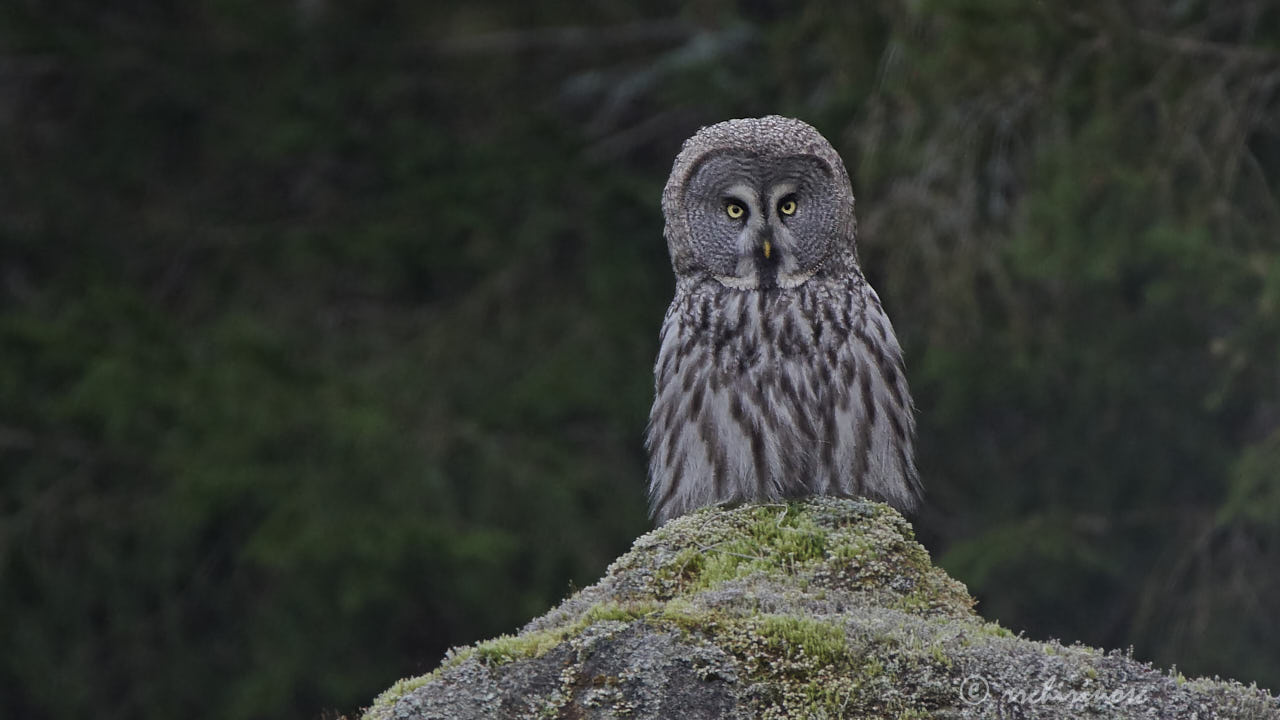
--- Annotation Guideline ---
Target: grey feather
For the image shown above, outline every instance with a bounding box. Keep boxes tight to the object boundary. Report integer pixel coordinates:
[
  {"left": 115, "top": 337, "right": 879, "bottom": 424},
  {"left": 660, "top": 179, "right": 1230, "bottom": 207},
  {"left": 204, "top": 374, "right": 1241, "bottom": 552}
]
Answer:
[{"left": 646, "top": 116, "right": 922, "bottom": 524}]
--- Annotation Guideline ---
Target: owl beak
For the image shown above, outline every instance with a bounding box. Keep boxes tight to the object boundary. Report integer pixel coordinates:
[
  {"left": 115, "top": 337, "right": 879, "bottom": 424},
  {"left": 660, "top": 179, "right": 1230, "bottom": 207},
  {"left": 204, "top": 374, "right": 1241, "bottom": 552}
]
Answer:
[{"left": 762, "top": 240, "right": 772, "bottom": 259}]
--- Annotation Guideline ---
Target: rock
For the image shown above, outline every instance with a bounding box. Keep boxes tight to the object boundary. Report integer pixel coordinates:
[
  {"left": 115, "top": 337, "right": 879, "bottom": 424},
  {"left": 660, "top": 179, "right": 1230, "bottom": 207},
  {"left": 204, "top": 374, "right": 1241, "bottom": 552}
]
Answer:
[{"left": 362, "top": 498, "right": 1280, "bottom": 719}]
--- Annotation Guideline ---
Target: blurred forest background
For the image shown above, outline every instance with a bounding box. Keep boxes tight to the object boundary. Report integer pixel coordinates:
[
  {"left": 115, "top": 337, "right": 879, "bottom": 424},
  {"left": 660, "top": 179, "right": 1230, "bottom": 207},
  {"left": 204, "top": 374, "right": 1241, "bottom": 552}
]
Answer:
[{"left": 2, "top": 1, "right": 1279, "bottom": 718}]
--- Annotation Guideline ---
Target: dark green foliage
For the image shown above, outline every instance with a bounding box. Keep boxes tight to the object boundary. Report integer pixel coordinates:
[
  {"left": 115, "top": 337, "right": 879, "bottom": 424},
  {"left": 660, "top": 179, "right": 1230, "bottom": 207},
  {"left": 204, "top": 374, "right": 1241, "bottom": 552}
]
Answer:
[{"left": 1, "top": 1, "right": 1277, "bottom": 719}]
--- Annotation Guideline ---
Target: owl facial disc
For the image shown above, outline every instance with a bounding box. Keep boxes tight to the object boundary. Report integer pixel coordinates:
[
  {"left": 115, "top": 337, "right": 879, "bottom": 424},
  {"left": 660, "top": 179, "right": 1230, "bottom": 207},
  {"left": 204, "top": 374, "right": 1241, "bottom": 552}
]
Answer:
[
  {"left": 708, "top": 179, "right": 817, "bottom": 290},
  {"left": 668, "top": 143, "right": 846, "bottom": 291}
]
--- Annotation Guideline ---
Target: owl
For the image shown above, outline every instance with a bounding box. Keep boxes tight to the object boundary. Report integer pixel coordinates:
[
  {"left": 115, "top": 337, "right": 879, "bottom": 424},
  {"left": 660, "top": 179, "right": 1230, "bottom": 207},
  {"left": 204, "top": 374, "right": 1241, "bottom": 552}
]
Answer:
[{"left": 646, "top": 115, "right": 922, "bottom": 524}]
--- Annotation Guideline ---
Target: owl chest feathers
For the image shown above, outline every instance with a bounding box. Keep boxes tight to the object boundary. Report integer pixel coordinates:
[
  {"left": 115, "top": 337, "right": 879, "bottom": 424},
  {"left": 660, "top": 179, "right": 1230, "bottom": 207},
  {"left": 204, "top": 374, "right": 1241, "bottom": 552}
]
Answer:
[{"left": 645, "top": 278, "right": 920, "bottom": 524}]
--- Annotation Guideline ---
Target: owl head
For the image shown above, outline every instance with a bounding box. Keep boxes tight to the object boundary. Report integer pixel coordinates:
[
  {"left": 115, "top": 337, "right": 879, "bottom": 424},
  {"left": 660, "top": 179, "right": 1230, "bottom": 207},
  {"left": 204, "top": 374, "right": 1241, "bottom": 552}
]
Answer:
[{"left": 662, "top": 116, "right": 858, "bottom": 290}]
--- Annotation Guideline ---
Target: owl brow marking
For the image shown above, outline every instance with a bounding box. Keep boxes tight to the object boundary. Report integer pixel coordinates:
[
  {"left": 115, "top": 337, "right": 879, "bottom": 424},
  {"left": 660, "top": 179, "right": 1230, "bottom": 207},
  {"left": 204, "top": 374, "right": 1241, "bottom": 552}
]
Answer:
[
  {"left": 767, "top": 182, "right": 798, "bottom": 208},
  {"left": 721, "top": 182, "right": 754, "bottom": 203}
]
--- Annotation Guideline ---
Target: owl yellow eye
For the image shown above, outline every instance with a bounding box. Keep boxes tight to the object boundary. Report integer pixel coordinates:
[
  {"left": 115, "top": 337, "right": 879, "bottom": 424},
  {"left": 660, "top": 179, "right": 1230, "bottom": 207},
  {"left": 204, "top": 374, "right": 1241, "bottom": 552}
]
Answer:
[
  {"left": 778, "top": 198, "right": 797, "bottom": 216},
  {"left": 725, "top": 203, "right": 745, "bottom": 219}
]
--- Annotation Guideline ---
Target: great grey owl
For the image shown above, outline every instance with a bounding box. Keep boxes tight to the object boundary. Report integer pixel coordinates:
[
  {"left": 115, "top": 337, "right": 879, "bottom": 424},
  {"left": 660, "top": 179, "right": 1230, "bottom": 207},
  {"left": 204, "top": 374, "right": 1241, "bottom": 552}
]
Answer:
[{"left": 646, "top": 116, "right": 922, "bottom": 524}]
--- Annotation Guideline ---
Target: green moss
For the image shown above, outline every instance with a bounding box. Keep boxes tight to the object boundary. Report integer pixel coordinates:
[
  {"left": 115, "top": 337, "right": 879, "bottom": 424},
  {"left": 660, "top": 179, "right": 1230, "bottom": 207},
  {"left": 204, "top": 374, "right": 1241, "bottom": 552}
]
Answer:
[
  {"left": 659, "top": 596, "right": 712, "bottom": 631},
  {"left": 757, "top": 615, "right": 850, "bottom": 668},
  {"left": 362, "top": 599, "right": 661, "bottom": 719},
  {"left": 652, "top": 501, "right": 917, "bottom": 598},
  {"left": 980, "top": 622, "right": 1015, "bottom": 639},
  {"left": 831, "top": 537, "right": 874, "bottom": 561},
  {"left": 691, "top": 610, "right": 919, "bottom": 718},
  {"left": 474, "top": 630, "right": 564, "bottom": 665},
  {"left": 579, "top": 600, "right": 659, "bottom": 625},
  {"left": 680, "top": 504, "right": 830, "bottom": 590},
  {"left": 464, "top": 600, "right": 661, "bottom": 668},
  {"left": 652, "top": 546, "right": 706, "bottom": 595},
  {"left": 364, "top": 675, "right": 435, "bottom": 720},
  {"left": 929, "top": 643, "right": 952, "bottom": 668}
]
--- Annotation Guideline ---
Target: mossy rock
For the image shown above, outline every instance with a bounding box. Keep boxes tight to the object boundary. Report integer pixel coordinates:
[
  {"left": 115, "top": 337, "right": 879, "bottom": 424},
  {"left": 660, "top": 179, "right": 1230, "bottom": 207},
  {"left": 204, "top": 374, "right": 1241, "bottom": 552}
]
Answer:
[{"left": 363, "top": 498, "right": 1279, "bottom": 719}]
